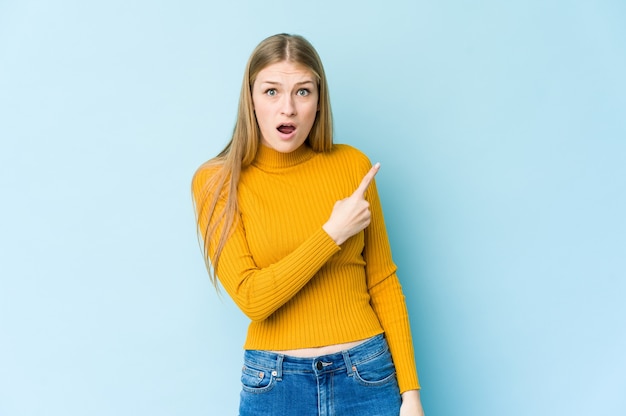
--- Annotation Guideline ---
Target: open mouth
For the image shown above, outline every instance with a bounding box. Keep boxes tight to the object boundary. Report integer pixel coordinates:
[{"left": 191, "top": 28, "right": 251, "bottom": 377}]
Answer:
[{"left": 277, "top": 124, "right": 296, "bottom": 134}]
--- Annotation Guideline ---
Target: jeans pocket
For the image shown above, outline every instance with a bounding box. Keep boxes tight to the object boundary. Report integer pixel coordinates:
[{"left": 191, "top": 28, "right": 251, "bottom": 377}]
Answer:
[
  {"left": 352, "top": 348, "right": 397, "bottom": 387},
  {"left": 241, "top": 364, "right": 276, "bottom": 393}
]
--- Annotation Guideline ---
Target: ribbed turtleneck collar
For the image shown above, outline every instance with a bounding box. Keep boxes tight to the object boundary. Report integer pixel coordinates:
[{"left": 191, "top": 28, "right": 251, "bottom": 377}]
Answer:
[{"left": 253, "top": 143, "right": 317, "bottom": 169}]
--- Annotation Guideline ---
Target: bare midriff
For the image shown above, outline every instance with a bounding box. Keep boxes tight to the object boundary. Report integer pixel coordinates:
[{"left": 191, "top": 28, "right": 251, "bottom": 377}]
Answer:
[{"left": 269, "top": 337, "right": 372, "bottom": 358}]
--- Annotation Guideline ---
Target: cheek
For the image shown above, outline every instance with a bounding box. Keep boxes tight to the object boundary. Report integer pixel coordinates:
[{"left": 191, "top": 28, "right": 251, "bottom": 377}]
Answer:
[
  {"left": 251, "top": 93, "right": 266, "bottom": 116},
  {"left": 306, "top": 104, "right": 319, "bottom": 124},
  {"left": 253, "top": 105, "right": 271, "bottom": 125}
]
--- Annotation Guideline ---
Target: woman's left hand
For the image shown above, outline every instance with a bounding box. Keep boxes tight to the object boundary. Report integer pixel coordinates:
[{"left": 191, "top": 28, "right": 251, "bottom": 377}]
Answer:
[{"left": 400, "top": 390, "right": 425, "bottom": 416}]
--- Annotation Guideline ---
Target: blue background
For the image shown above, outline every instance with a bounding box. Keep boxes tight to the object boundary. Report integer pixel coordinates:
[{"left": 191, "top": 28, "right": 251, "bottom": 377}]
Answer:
[{"left": 1, "top": 1, "right": 624, "bottom": 415}]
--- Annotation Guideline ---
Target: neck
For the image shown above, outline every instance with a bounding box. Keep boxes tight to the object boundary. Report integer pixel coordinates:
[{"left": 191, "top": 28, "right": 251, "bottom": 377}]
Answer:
[{"left": 253, "top": 143, "right": 316, "bottom": 169}]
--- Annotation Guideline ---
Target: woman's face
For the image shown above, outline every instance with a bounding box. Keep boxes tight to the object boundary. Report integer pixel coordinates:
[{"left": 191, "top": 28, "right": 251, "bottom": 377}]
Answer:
[{"left": 252, "top": 60, "right": 319, "bottom": 153}]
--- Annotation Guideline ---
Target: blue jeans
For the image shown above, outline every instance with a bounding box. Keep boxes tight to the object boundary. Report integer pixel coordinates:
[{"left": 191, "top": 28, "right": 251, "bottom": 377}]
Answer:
[{"left": 239, "top": 334, "right": 401, "bottom": 416}]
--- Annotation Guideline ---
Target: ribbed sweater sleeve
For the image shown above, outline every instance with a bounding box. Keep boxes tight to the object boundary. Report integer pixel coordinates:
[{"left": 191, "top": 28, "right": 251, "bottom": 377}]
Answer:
[
  {"left": 192, "top": 165, "right": 340, "bottom": 321},
  {"left": 363, "top": 176, "right": 421, "bottom": 392},
  {"left": 215, "top": 222, "right": 340, "bottom": 321}
]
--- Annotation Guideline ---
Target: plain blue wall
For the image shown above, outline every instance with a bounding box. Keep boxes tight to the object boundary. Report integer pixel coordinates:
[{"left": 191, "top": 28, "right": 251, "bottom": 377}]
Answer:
[{"left": 1, "top": 1, "right": 624, "bottom": 415}]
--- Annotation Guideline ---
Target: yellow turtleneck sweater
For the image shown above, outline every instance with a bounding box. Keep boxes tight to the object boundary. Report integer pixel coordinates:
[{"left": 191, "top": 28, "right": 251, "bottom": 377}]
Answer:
[{"left": 192, "top": 143, "right": 420, "bottom": 393}]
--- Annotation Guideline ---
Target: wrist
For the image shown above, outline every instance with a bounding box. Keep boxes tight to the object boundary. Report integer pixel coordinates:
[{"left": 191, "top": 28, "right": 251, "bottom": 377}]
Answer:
[
  {"left": 322, "top": 223, "right": 344, "bottom": 245},
  {"left": 401, "top": 389, "right": 421, "bottom": 403}
]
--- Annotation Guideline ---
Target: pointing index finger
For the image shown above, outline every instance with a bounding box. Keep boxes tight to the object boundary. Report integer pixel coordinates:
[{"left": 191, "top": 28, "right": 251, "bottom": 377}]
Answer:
[{"left": 353, "top": 162, "right": 380, "bottom": 198}]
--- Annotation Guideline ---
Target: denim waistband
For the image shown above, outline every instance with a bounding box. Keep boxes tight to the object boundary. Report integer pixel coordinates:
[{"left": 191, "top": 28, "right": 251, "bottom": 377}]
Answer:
[{"left": 242, "top": 333, "right": 388, "bottom": 378}]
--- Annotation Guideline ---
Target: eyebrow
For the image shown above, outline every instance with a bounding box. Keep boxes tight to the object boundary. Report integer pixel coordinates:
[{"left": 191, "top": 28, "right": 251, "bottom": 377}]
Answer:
[{"left": 259, "top": 80, "right": 316, "bottom": 86}]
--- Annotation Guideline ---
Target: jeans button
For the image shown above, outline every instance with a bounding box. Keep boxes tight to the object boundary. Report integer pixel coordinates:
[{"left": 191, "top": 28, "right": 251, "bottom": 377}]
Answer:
[{"left": 316, "top": 361, "right": 323, "bottom": 371}]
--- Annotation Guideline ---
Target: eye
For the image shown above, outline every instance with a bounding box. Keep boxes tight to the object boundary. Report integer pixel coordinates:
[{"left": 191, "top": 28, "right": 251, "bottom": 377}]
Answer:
[
  {"left": 297, "top": 89, "right": 310, "bottom": 97},
  {"left": 265, "top": 88, "right": 277, "bottom": 97}
]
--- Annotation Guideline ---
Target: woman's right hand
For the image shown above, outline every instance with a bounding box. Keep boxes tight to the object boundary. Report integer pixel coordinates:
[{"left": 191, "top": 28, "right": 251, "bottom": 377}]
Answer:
[{"left": 323, "top": 163, "right": 380, "bottom": 245}]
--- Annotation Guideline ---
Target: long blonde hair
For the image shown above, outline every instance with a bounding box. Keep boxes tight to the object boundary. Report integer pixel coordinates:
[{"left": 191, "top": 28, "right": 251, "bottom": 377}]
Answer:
[{"left": 193, "top": 33, "right": 334, "bottom": 287}]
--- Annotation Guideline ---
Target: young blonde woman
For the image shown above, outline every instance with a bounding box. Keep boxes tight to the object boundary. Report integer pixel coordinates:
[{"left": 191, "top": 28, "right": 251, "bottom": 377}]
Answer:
[{"left": 192, "top": 33, "right": 425, "bottom": 416}]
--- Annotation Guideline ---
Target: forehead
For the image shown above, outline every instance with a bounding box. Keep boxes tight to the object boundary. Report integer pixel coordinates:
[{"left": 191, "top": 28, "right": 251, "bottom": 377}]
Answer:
[{"left": 255, "top": 61, "right": 316, "bottom": 83}]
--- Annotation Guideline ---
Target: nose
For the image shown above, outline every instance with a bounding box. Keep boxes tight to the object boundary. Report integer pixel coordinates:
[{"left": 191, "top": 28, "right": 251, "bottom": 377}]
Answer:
[{"left": 280, "top": 94, "right": 296, "bottom": 116}]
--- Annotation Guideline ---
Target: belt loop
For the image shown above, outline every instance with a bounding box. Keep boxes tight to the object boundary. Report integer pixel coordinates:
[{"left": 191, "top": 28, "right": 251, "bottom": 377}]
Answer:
[
  {"left": 275, "top": 354, "right": 284, "bottom": 380},
  {"left": 342, "top": 350, "right": 354, "bottom": 377}
]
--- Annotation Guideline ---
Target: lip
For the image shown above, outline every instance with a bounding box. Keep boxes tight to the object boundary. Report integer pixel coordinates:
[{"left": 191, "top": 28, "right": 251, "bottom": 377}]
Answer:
[{"left": 276, "top": 123, "right": 297, "bottom": 141}]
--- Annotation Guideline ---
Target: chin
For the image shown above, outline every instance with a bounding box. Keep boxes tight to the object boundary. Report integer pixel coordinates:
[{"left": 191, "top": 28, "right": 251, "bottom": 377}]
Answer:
[
  {"left": 273, "top": 147, "right": 295, "bottom": 154},
  {"left": 266, "top": 139, "right": 306, "bottom": 153}
]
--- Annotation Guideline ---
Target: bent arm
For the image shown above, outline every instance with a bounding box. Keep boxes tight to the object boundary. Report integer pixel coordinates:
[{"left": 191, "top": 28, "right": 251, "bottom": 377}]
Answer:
[
  {"left": 193, "top": 166, "right": 340, "bottom": 321},
  {"left": 215, "top": 223, "right": 340, "bottom": 321}
]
